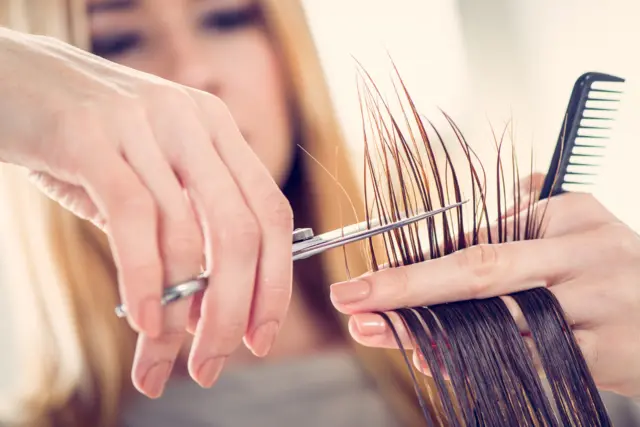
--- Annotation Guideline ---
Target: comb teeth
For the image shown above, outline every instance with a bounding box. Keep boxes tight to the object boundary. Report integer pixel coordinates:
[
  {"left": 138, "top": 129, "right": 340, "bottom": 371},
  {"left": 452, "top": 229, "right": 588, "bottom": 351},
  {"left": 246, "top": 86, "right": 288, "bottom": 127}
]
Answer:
[
  {"left": 561, "top": 77, "right": 624, "bottom": 193},
  {"left": 540, "top": 72, "right": 625, "bottom": 198}
]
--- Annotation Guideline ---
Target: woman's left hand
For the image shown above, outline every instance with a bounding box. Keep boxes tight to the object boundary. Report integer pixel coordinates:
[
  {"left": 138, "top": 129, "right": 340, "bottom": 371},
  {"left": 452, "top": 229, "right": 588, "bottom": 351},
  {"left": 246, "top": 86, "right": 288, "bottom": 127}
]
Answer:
[{"left": 330, "top": 190, "right": 640, "bottom": 400}]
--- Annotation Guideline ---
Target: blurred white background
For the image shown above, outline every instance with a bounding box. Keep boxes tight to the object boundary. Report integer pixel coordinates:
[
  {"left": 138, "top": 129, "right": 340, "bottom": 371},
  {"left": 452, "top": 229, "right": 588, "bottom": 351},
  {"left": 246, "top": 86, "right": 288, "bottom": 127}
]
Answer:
[{"left": 303, "top": 0, "right": 640, "bottom": 229}]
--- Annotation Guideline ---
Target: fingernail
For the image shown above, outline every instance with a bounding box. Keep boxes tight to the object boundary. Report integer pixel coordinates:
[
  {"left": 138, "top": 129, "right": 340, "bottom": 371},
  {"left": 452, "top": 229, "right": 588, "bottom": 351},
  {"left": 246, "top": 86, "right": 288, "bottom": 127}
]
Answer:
[
  {"left": 140, "top": 297, "right": 162, "bottom": 337},
  {"left": 352, "top": 313, "right": 386, "bottom": 336},
  {"left": 142, "top": 361, "right": 172, "bottom": 398},
  {"left": 412, "top": 351, "right": 425, "bottom": 373},
  {"left": 197, "top": 357, "right": 225, "bottom": 388},
  {"left": 330, "top": 280, "right": 371, "bottom": 305},
  {"left": 413, "top": 350, "right": 432, "bottom": 375},
  {"left": 250, "top": 321, "right": 279, "bottom": 357}
]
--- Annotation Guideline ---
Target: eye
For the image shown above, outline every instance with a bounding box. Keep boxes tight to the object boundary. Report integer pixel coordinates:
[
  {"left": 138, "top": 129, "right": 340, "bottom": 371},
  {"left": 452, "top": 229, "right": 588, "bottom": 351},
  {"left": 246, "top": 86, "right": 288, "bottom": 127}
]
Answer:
[
  {"left": 91, "top": 32, "right": 142, "bottom": 58},
  {"left": 200, "top": 4, "right": 262, "bottom": 32}
]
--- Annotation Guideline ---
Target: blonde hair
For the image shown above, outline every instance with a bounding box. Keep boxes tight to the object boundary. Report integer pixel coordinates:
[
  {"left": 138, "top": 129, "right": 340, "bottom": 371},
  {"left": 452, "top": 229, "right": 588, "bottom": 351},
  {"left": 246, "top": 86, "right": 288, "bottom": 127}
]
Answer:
[{"left": 0, "top": 1, "right": 430, "bottom": 426}]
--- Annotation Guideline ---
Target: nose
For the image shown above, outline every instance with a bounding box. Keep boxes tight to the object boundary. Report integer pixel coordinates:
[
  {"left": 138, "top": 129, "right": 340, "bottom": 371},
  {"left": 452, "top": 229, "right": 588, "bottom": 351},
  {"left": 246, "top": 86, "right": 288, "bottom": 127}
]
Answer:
[{"left": 165, "top": 36, "right": 221, "bottom": 95}]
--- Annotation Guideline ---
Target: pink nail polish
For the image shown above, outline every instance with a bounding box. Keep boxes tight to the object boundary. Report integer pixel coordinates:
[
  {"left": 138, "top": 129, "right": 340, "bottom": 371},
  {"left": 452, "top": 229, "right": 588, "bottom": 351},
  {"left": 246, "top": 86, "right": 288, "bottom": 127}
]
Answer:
[
  {"left": 142, "top": 361, "right": 172, "bottom": 398},
  {"left": 197, "top": 357, "right": 225, "bottom": 388},
  {"left": 330, "top": 280, "right": 371, "bottom": 305},
  {"left": 353, "top": 313, "right": 386, "bottom": 336},
  {"left": 250, "top": 321, "right": 279, "bottom": 357}
]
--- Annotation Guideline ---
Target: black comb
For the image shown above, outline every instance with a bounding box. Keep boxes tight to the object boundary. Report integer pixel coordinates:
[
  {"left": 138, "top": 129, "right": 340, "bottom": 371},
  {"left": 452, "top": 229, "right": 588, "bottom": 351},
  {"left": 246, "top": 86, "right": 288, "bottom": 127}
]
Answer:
[{"left": 539, "top": 72, "right": 625, "bottom": 199}]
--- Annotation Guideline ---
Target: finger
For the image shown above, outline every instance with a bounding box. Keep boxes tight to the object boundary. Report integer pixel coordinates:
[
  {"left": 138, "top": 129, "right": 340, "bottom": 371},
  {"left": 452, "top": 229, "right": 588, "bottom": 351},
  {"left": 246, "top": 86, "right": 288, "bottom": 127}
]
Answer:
[
  {"left": 162, "top": 101, "right": 259, "bottom": 388},
  {"left": 572, "top": 329, "right": 598, "bottom": 373},
  {"left": 468, "top": 192, "right": 605, "bottom": 246},
  {"left": 27, "top": 171, "right": 104, "bottom": 229},
  {"left": 524, "top": 192, "right": 614, "bottom": 237},
  {"left": 516, "top": 172, "right": 546, "bottom": 197},
  {"left": 503, "top": 172, "right": 545, "bottom": 217},
  {"left": 348, "top": 312, "right": 413, "bottom": 349},
  {"left": 187, "top": 290, "right": 205, "bottom": 335},
  {"left": 547, "top": 280, "right": 609, "bottom": 328},
  {"left": 505, "top": 279, "right": 604, "bottom": 331},
  {"left": 467, "top": 204, "right": 543, "bottom": 245},
  {"left": 120, "top": 110, "right": 204, "bottom": 398},
  {"left": 331, "top": 234, "right": 596, "bottom": 314},
  {"left": 500, "top": 295, "right": 530, "bottom": 333},
  {"left": 503, "top": 195, "right": 531, "bottom": 218},
  {"left": 522, "top": 335, "right": 544, "bottom": 374},
  {"left": 412, "top": 349, "right": 434, "bottom": 377},
  {"left": 194, "top": 94, "right": 293, "bottom": 357},
  {"left": 80, "top": 147, "right": 163, "bottom": 338}
]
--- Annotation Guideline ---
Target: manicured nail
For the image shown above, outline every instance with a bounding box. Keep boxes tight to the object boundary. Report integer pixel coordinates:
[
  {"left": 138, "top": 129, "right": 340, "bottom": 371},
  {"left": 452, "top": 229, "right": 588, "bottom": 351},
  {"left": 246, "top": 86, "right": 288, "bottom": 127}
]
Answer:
[
  {"left": 142, "top": 361, "right": 172, "bottom": 398},
  {"left": 250, "top": 321, "right": 279, "bottom": 357},
  {"left": 197, "top": 357, "right": 225, "bottom": 388},
  {"left": 330, "top": 280, "right": 371, "bottom": 305},
  {"left": 140, "top": 297, "right": 162, "bottom": 337},
  {"left": 352, "top": 313, "right": 386, "bottom": 336},
  {"left": 413, "top": 350, "right": 431, "bottom": 374}
]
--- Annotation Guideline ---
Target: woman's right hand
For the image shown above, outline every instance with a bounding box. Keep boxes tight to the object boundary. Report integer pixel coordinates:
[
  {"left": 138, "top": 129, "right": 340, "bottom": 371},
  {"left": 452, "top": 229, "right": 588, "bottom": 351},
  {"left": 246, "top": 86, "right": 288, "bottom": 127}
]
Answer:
[{"left": 0, "top": 27, "right": 293, "bottom": 397}]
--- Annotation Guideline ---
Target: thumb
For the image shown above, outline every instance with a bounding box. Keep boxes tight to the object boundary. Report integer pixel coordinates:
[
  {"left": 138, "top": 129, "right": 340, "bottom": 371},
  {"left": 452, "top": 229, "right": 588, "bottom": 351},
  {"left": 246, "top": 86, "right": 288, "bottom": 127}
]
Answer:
[
  {"left": 515, "top": 173, "right": 546, "bottom": 198},
  {"left": 504, "top": 173, "right": 547, "bottom": 218}
]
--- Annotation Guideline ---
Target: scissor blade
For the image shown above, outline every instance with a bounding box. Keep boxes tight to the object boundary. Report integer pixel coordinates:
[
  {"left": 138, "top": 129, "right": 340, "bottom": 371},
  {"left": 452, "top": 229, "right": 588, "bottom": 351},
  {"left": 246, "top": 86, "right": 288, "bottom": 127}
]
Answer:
[{"left": 293, "top": 200, "right": 467, "bottom": 261}]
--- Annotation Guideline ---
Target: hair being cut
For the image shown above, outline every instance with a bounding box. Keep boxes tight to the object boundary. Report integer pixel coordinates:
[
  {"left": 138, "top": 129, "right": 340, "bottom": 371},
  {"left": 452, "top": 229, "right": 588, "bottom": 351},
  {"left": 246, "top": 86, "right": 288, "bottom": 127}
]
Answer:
[{"left": 353, "top": 64, "right": 611, "bottom": 426}]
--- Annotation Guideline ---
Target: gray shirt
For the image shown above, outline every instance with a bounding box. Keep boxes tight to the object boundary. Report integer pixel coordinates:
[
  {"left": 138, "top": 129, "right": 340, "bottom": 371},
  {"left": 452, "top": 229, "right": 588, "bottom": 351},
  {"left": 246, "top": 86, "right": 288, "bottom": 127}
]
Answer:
[
  {"left": 121, "top": 352, "right": 402, "bottom": 427},
  {"left": 121, "top": 351, "right": 640, "bottom": 427}
]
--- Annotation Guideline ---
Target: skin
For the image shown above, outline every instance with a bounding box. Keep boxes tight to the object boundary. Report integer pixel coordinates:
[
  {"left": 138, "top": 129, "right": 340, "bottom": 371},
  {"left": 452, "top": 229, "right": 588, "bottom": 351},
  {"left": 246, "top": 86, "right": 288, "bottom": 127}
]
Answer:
[
  {"left": 86, "top": 0, "right": 299, "bottom": 397},
  {"left": 0, "top": 0, "right": 306, "bottom": 400},
  {"left": 331, "top": 176, "right": 640, "bottom": 401}
]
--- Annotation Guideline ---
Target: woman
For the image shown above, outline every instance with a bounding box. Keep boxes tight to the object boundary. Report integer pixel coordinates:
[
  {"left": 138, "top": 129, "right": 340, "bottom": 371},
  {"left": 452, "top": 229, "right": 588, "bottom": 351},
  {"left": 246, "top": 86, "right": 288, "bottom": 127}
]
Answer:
[
  {"left": 0, "top": 0, "right": 428, "bottom": 426},
  {"left": 3, "top": 1, "right": 638, "bottom": 426}
]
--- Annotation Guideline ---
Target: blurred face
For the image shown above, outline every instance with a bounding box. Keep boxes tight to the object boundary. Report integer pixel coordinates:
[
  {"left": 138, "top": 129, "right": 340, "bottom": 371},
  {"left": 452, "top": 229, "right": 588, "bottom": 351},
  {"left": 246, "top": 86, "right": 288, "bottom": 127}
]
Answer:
[{"left": 87, "top": 0, "right": 295, "bottom": 185}]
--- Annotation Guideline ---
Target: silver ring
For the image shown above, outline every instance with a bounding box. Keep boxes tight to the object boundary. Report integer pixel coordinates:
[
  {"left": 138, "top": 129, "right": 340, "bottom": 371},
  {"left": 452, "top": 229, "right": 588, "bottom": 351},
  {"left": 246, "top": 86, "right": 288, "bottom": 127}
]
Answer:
[{"left": 114, "top": 275, "right": 208, "bottom": 318}]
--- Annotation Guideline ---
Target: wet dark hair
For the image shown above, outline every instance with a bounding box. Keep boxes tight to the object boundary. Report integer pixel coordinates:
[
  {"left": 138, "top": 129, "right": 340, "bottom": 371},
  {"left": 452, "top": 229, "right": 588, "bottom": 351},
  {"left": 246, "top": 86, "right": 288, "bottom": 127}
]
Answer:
[{"left": 354, "top": 64, "right": 611, "bottom": 426}]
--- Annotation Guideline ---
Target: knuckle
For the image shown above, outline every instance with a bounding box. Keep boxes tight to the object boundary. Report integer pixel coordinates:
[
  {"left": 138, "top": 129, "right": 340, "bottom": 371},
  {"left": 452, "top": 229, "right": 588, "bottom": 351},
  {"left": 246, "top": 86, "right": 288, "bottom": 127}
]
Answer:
[
  {"left": 115, "top": 97, "right": 148, "bottom": 124},
  {"left": 200, "top": 94, "right": 231, "bottom": 117},
  {"left": 197, "top": 95, "right": 233, "bottom": 133},
  {"left": 211, "top": 212, "right": 261, "bottom": 257},
  {"left": 261, "top": 190, "right": 293, "bottom": 231},
  {"left": 146, "top": 83, "right": 198, "bottom": 115},
  {"left": 113, "top": 188, "right": 156, "bottom": 218},
  {"left": 457, "top": 244, "right": 499, "bottom": 298}
]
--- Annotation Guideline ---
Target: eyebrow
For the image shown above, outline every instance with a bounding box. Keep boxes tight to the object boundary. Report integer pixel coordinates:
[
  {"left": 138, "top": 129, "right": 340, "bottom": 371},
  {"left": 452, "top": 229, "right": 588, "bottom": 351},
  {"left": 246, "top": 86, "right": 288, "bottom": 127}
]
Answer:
[{"left": 87, "top": 0, "right": 138, "bottom": 14}]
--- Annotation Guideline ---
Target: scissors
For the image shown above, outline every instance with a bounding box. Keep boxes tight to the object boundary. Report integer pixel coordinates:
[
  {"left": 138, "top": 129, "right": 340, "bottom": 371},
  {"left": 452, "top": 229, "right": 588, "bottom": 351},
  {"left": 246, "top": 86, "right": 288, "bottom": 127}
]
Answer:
[{"left": 114, "top": 200, "right": 466, "bottom": 318}]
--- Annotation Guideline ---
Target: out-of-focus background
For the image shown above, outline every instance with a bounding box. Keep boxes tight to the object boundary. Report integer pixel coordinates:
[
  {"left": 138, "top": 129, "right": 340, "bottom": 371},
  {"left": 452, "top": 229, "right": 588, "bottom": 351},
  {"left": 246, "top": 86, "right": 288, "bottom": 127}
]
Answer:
[
  {"left": 303, "top": 0, "right": 640, "bottom": 229},
  {"left": 1, "top": 0, "right": 639, "bottom": 421}
]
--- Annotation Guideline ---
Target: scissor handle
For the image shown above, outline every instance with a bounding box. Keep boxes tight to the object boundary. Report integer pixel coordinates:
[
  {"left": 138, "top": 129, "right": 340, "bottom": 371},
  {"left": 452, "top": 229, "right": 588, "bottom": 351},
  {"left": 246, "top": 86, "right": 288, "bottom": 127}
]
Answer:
[
  {"left": 115, "top": 230, "right": 314, "bottom": 318},
  {"left": 114, "top": 275, "right": 207, "bottom": 318},
  {"left": 293, "top": 228, "right": 314, "bottom": 243}
]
